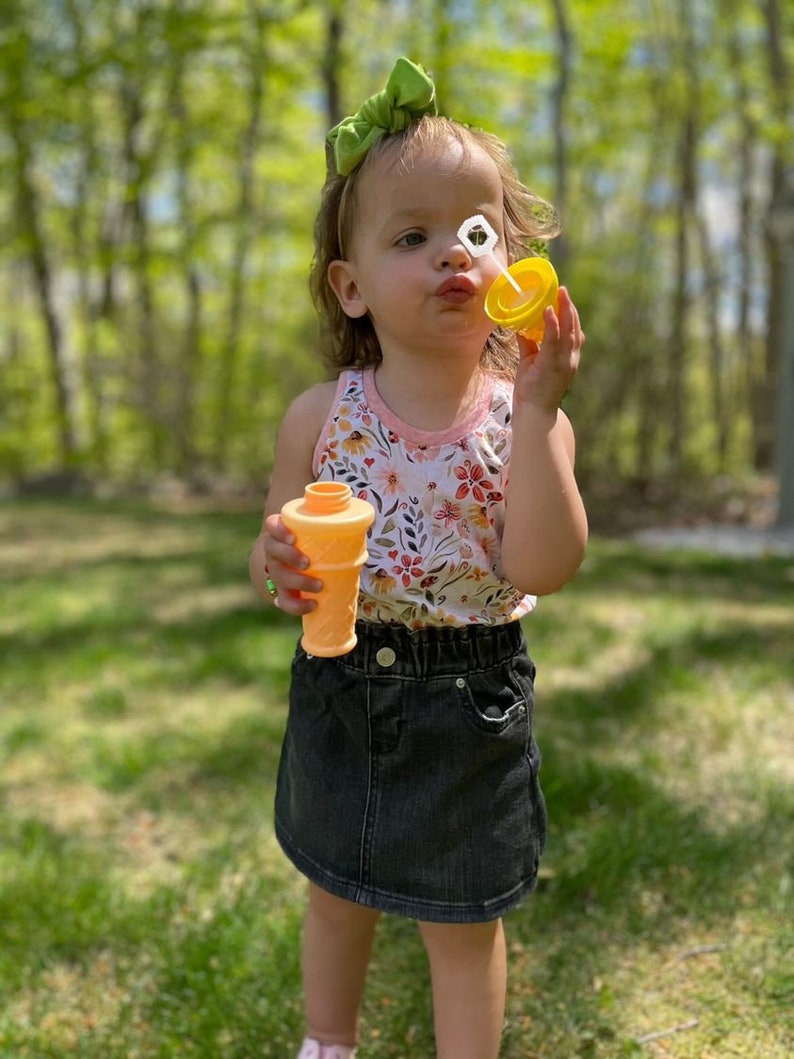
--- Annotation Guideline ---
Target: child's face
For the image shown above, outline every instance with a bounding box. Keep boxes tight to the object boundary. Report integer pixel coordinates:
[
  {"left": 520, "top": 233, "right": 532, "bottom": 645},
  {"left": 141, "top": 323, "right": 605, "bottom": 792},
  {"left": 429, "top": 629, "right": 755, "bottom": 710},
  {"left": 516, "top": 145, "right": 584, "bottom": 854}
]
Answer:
[{"left": 329, "top": 137, "right": 508, "bottom": 359}]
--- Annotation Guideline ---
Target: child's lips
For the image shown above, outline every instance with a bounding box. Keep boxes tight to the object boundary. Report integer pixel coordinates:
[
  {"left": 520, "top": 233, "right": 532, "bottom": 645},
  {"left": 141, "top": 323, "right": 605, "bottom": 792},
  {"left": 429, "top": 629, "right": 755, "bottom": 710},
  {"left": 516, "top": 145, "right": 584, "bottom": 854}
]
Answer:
[{"left": 436, "top": 275, "right": 477, "bottom": 303}]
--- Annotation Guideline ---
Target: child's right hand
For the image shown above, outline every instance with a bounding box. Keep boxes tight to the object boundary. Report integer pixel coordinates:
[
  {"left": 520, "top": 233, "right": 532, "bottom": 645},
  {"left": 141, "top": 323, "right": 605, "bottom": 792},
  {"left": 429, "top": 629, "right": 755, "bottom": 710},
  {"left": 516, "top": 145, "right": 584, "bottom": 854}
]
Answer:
[
  {"left": 514, "top": 286, "right": 584, "bottom": 415},
  {"left": 261, "top": 513, "right": 323, "bottom": 615}
]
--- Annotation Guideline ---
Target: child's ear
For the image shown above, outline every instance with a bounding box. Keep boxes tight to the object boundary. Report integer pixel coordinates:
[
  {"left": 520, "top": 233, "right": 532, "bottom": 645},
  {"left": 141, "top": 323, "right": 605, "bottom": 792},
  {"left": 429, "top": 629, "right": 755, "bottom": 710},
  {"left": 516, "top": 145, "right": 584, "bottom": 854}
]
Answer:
[{"left": 327, "top": 260, "right": 368, "bottom": 319}]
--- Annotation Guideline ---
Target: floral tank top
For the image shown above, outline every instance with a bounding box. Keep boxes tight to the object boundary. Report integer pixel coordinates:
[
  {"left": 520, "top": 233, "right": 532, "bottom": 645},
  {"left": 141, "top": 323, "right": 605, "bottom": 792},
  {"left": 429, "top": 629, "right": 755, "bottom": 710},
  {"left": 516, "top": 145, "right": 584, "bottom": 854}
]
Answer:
[{"left": 312, "top": 369, "right": 536, "bottom": 629}]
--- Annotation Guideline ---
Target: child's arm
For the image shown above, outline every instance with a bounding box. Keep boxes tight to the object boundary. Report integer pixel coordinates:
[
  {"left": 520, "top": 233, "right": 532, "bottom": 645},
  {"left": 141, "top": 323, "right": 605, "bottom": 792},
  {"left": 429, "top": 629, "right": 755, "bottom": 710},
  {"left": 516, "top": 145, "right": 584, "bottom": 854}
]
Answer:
[
  {"left": 501, "top": 286, "right": 588, "bottom": 596},
  {"left": 249, "top": 381, "right": 337, "bottom": 615}
]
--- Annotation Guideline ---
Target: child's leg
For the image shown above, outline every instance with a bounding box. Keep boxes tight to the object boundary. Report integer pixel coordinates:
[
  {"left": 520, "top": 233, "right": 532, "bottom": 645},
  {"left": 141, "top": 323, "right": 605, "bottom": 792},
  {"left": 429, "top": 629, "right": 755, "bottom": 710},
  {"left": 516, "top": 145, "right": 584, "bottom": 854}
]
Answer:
[
  {"left": 302, "top": 883, "right": 381, "bottom": 1047},
  {"left": 418, "top": 917, "right": 507, "bottom": 1059}
]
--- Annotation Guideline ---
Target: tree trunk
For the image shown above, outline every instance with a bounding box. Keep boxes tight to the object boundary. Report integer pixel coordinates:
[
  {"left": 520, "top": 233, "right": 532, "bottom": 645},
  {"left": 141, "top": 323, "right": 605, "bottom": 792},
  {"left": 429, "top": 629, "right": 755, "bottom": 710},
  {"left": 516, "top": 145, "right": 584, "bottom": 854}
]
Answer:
[
  {"left": 7, "top": 36, "right": 79, "bottom": 469},
  {"left": 213, "top": 0, "right": 266, "bottom": 470},
  {"left": 762, "top": 0, "right": 794, "bottom": 525},
  {"left": 120, "top": 73, "right": 164, "bottom": 468},
  {"left": 64, "top": 0, "right": 110, "bottom": 472},
  {"left": 668, "top": 0, "right": 699, "bottom": 471},
  {"left": 772, "top": 168, "right": 794, "bottom": 527},
  {"left": 173, "top": 73, "right": 204, "bottom": 477},
  {"left": 723, "top": 6, "right": 763, "bottom": 468},
  {"left": 549, "top": 0, "right": 572, "bottom": 272},
  {"left": 431, "top": 0, "right": 453, "bottom": 110},
  {"left": 322, "top": 2, "right": 343, "bottom": 129},
  {"left": 696, "top": 212, "right": 729, "bottom": 469}
]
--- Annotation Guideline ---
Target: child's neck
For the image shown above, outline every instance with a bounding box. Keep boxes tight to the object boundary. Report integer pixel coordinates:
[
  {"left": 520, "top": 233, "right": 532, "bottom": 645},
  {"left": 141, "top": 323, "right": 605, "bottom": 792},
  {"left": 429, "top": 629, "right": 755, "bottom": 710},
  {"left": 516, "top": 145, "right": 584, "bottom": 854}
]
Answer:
[{"left": 373, "top": 356, "right": 485, "bottom": 433}]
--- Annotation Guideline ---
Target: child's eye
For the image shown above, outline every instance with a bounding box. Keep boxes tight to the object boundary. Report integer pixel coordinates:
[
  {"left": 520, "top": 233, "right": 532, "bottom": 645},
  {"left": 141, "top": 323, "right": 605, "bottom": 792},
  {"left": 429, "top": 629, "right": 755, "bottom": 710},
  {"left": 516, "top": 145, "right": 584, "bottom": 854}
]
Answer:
[{"left": 398, "top": 231, "right": 426, "bottom": 248}]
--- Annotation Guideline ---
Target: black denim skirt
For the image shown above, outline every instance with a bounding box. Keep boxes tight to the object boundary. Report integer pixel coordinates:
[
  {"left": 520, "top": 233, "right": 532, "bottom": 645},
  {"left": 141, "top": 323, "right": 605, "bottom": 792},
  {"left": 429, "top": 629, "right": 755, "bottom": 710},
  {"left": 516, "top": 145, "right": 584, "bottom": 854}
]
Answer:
[{"left": 274, "top": 620, "right": 547, "bottom": 923}]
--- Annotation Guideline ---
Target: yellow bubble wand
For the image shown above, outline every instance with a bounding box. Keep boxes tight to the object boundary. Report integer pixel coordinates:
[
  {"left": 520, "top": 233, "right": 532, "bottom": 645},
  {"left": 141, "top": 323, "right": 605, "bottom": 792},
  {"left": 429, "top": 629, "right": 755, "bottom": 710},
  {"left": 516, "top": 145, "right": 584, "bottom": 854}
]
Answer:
[{"left": 457, "top": 215, "right": 559, "bottom": 343}]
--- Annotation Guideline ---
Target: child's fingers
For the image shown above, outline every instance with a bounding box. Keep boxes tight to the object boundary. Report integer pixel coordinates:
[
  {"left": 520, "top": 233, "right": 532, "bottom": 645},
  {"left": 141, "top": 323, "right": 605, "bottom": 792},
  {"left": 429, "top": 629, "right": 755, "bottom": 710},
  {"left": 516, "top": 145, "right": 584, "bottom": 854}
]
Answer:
[
  {"left": 263, "top": 559, "right": 322, "bottom": 615},
  {"left": 261, "top": 516, "right": 323, "bottom": 610},
  {"left": 517, "top": 334, "right": 540, "bottom": 360},
  {"left": 264, "top": 546, "right": 323, "bottom": 593},
  {"left": 543, "top": 303, "right": 561, "bottom": 344},
  {"left": 264, "top": 512, "right": 296, "bottom": 545},
  {"left": 263, "top": 513, "right": 315, "bottom": 577},
  {"left": 270, "top": 560, "right": 323, "bottom": 595},
  {"left": 265, "top": 536, "right": 310, "bottom": 575},
  {"left": 539, "top": 290, "right": 585, "bottom": 362},
  {"left": 272, "top": 587, "right": 318, "bottom": 616},
  {"left": 557, "top": 288, "right": 585, "bottom": 349}
]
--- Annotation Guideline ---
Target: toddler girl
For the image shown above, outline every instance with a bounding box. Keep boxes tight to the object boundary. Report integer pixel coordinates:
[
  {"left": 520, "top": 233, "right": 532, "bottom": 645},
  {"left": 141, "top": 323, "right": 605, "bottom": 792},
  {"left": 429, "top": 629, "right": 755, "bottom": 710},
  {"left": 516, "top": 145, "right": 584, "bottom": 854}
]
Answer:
[{"left": 250, "top": 57, "right": 587, "bottom": 1059}]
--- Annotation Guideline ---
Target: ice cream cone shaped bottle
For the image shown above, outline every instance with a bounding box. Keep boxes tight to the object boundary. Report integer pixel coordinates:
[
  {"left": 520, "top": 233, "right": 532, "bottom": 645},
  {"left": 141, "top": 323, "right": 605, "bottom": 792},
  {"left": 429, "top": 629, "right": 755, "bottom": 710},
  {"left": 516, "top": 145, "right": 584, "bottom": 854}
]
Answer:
[
  {"left": 484, "top": 257, "right": 559, "bottom": 343},
  {"left": 280, "top": 482, "right": 375, "bottom": 657}
]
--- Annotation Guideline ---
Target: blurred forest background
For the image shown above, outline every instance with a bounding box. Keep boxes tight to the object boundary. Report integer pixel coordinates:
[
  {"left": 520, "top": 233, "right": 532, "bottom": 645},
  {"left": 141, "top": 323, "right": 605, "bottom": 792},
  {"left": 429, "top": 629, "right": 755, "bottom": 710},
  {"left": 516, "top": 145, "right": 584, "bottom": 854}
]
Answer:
[{"left": 1, "top": 0, "right": 793, "bottom": 529}]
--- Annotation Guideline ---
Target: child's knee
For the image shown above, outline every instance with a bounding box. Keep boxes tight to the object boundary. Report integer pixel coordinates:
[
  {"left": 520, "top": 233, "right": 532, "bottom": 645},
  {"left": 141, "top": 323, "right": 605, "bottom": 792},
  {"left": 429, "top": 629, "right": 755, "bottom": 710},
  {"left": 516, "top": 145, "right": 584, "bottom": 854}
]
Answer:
[
  {"left": 418, "top": 917, "right": 504, "bottom": 961},
  {"left": 307, "top": 884, "right": 380, "bottom": 933}
]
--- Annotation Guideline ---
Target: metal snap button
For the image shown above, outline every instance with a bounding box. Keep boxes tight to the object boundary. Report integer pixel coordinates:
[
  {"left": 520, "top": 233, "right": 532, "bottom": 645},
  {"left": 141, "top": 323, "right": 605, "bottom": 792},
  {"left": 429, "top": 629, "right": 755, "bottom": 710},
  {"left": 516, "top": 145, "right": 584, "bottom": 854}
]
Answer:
[
  {"left": 455, "top": 677, "right": 466, "bottom": 689},
  {"left": 376, "top": 647, "right": 396, "bottom": 668}
]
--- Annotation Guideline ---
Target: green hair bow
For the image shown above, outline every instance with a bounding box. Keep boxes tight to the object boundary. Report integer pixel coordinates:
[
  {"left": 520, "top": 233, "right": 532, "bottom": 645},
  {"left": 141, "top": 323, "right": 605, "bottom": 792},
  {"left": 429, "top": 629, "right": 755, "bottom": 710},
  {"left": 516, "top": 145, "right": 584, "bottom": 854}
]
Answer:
[{"left": 327, "top": 57, "right": 438, "bottom": 176}]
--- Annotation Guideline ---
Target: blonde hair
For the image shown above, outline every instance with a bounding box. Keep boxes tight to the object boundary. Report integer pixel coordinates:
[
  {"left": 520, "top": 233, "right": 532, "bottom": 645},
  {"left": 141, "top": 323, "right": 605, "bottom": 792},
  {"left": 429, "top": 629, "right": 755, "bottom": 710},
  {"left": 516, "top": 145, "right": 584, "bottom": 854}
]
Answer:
[{"left": 310, "top": 115, "right": 560, "bottom": 378}]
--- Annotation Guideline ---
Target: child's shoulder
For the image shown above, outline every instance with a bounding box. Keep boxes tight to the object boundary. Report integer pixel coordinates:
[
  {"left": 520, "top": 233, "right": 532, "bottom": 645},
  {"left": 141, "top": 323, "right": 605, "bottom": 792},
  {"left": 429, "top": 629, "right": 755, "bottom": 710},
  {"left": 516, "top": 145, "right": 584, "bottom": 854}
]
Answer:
[
  {"left": 271, "top": 380, "right": 341, "bottom": 494},
  {"left": 281, "top": 378, "right": 340, "bottom": 434}
]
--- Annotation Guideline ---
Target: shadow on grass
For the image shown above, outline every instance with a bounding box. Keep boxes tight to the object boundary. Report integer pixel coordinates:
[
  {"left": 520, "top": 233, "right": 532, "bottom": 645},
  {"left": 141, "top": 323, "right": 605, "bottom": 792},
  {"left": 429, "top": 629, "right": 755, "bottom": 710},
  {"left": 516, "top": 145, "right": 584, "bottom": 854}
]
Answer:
[
  {"left": 3, "top": 504, "right": 793, "bottom": 1055},
  {"left": 579, "top": 541, "right": 794, "bottom": 603},
  {"left": 527, "top": 607, "right": 794, "bottom": 918},
  {"left": 0, "top": 812, "right": 306, "bottom": 1058},
  {"left": 500, "top": 753, "right": 794, "bottom": 1056},
  {"left": 0, "top": 815, "right": 165, "bottom": 981},
  {"left": 78, "top": 707, "right": 286, "bottom": 800},
  {"left": 535, "top": 751, "right": 792, "bottom": 919},
  {"left": 540, "top": 615, "right": 794, "bottom": 729},
  {"left": 1, "top": 599, "right": 298, "bottom": 689}
]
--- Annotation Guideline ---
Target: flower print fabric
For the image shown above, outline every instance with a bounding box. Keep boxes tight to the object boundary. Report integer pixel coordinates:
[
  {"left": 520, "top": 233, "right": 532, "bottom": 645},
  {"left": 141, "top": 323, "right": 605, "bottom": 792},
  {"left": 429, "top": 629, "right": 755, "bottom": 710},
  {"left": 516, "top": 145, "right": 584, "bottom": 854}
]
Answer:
[{"left": 312, "top": 369, "right": 536, "bottom": 629}]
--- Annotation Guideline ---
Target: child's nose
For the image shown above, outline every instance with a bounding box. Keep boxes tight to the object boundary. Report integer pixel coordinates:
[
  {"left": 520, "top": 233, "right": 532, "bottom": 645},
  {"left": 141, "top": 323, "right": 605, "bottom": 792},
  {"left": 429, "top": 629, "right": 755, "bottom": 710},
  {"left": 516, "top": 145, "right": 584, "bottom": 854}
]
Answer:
[{"left": 436, "top": 237, "right": 472, "bottom": 270}]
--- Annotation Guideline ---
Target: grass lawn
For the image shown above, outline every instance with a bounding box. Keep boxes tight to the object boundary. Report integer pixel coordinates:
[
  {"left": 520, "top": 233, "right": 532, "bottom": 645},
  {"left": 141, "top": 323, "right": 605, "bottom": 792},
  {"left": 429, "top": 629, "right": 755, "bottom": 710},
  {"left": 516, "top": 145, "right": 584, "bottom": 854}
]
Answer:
[{"left": 1, "top": 497, "right": 792, "bottom": 1058}]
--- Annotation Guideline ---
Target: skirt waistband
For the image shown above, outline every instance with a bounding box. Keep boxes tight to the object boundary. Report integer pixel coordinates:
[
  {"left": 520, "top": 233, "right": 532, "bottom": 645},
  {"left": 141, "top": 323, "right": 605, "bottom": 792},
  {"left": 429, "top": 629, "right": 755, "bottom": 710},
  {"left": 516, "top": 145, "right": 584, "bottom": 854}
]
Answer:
[{"left": 320, "top": 620, "right": 526, "bottom": 680}]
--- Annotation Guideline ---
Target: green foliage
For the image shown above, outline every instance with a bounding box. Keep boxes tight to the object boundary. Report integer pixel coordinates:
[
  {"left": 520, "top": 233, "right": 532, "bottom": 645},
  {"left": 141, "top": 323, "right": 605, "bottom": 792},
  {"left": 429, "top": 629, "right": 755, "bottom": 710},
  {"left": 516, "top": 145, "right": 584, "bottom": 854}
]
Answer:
[{"left": 0, "top": 0, "right": 790, "bottom": 496}]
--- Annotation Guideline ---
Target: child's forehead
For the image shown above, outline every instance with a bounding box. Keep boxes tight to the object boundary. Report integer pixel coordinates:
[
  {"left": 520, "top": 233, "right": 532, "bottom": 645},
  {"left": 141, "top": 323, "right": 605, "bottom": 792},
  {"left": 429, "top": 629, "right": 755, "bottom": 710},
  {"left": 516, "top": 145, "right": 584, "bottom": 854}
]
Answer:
[
  {"left": 378, "top": 131, "right": 491, "bottom": 174},
  {"left": 360, "top": 136, "right": 503, "bottom": 203}
]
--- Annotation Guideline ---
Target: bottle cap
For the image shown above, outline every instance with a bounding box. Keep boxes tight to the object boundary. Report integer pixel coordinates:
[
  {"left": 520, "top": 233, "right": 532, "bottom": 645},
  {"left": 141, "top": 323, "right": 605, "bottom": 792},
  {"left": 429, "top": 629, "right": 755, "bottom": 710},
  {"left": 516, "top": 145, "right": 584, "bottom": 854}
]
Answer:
[{"left": 302, "top": 481, "right": 352, "bottom": 515}]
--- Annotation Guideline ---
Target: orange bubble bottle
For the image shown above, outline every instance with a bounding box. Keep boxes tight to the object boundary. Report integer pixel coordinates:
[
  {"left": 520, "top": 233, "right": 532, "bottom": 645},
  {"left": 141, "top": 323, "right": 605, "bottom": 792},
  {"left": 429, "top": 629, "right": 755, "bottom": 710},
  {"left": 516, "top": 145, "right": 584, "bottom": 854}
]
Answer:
[{"left": 280, "top": 482, "right": 375, "bottom": 657}]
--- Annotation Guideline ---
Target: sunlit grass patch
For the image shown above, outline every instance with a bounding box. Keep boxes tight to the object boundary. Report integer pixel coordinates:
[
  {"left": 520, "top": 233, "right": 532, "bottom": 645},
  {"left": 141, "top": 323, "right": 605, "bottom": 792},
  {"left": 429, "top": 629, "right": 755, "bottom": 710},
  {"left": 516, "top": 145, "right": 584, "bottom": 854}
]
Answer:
[{"left": 1, "top": 499, "right": 792, "bottom": 1057}]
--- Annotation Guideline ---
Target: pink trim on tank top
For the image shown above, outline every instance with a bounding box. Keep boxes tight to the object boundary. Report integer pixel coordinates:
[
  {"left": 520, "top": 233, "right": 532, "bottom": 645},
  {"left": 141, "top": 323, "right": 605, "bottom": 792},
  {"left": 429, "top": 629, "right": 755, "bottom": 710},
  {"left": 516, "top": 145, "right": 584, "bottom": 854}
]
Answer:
[
  {"left": 362, "top": 368, "right": 496, "bottom": 447},
  {"left": 312, "top": 369, "right": 498, "bottom": 476}
]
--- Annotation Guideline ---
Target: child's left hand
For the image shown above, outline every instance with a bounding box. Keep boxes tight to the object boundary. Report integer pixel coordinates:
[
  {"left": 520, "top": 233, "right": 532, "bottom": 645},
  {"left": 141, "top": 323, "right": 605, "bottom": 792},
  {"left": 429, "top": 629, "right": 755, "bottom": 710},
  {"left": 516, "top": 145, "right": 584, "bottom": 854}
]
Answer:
[{"left": 514, "top": 286, "right": 584, "bottom": 414}]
